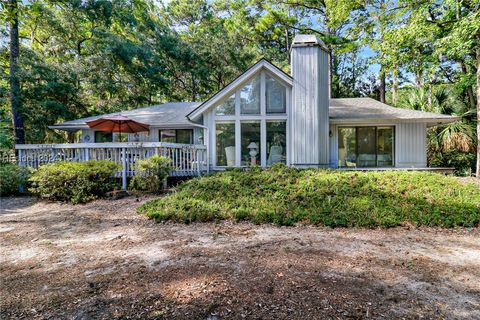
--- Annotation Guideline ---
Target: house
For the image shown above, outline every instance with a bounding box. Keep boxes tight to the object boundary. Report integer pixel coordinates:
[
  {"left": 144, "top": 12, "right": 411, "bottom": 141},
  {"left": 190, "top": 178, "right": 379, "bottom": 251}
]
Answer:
[{"left": 24, "top": 34, "right": 457, "bottom": 175}]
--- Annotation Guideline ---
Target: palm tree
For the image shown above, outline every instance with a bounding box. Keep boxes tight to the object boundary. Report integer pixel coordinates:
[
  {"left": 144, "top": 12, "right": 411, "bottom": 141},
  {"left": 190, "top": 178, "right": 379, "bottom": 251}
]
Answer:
[
  {"left": 402, "top": 87, "right": 476, "bottom": 153},
  {"left": 399, "top": 87, "right": 476, "bottom": 174}
]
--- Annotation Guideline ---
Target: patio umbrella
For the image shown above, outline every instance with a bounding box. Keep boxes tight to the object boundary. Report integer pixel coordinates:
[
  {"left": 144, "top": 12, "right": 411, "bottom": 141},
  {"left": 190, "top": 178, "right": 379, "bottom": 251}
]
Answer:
[{"left": 86, "top": 115, "right": 150, "bottom": 134}]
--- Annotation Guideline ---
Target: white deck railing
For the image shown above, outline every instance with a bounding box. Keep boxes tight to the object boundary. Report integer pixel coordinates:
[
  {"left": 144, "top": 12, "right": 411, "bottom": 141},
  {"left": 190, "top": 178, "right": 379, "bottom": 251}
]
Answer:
[{"left": 15, "top": 142, "right": 208, "bottom": 188}]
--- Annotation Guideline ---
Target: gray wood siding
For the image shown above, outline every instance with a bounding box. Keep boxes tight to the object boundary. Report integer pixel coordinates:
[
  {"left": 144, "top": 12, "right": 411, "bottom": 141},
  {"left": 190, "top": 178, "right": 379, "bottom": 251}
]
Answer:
[
  {"left": 203, "top": 109, "right": 215, "bottom": 169},
  {"left": 81, "top": 129, "right": 94, "bottom": 142},
  {"left": 395, "top": 122, "right": 427, "bottom": 167},
  {"left": 329, "top": 124, "right": 338, "bottom": 167},
  {"left": 291, "top": 45, "right": 329, "bottom": 167}
]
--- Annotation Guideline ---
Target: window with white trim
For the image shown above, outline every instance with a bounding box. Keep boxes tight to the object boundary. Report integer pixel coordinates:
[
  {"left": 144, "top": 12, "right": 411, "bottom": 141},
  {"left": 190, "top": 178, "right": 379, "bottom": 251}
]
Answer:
[
  {"left": 213, "top": 71, "right": 289, "bottom": 167},
  {"left": 266, "top": 74, "right": 286, "bottom": 113}
]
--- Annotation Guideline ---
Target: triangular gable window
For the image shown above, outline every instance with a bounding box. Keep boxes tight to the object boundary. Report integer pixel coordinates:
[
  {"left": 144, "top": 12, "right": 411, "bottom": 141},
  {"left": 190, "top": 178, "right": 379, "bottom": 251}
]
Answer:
[
  {"left": 240, "top": 76, "right": 261, "bottom": 114},
  {"left": 215, "top": 94, "right": 235, "bottom": 115}
]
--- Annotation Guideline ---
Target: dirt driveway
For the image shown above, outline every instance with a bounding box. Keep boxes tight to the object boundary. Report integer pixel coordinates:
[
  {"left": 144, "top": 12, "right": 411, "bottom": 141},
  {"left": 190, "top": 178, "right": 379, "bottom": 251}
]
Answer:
[{"left": 1, "top": 196, "right": 479, "bottom": 319}]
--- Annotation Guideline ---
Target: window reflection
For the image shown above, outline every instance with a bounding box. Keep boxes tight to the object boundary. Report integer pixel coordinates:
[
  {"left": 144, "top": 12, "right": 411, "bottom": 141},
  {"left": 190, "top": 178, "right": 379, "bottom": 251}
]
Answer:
[
  {"left": 266, "top": 121, "right": 286, "bottom": 164},
  {"left": 338, "top": 127, "right": 394, "bottom": 167},
  {"left": 266, "top": 75, "right": 286, "bottom": 113},
  {"left": 215, "top": 94, "right": 235, "bottom": 115},
  {"left": 216, "top": 122, "right": 236, "bottom": 166},
  {"left": 240, "top": 77, "right": 260, "bottom": 114},
  {"left": 338, "top": 128, "right": 356, "bottom": 167}
]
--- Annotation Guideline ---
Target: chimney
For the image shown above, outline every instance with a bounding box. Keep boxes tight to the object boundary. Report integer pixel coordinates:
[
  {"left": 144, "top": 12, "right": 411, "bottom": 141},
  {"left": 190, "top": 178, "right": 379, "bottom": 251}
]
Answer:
[{"left": 290, "top": 34, "right": 330, "bottom": 167}]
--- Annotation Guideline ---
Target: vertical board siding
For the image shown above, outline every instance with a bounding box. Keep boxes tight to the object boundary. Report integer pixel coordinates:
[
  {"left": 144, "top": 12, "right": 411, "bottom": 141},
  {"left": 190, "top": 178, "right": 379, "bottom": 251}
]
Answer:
[
  {"left": 329, "top": 124, "right": 338, "bottom": 167},
  {"left": 81, "top": 129, "right": 94, "bottom": 143},
  {"left": 128, "top": 131, "right": 150, "bottom": 142},
  {"left": 291, "top": 45, "right": 329, "bottom": 167},
  {"left": 395, "top": 122, "right": 427, "bottom": 167}
]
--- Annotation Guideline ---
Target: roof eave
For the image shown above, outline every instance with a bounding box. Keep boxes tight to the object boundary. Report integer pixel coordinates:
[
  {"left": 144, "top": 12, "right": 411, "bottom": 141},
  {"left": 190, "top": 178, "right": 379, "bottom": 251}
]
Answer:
[
  {"left": 330, "top": 117, "right": 460, "bottom": 125},
  {"left": 49, "top": 124, "right": 89, "bottom": 130}
]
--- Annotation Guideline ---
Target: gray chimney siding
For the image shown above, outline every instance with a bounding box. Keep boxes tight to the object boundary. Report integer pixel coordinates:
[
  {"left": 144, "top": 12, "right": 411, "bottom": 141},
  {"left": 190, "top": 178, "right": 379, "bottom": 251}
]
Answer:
[{"left": 291, "top": 35, "right": 330, "bottom": 167}]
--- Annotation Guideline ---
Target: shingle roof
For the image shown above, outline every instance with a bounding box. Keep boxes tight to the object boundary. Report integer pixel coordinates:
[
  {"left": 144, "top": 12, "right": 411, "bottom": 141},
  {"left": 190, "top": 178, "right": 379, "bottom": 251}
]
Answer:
[
  {"left": 51, "top": 102, "right": 201, "bottom": 129},
  {"left": 330, "top": 98, "right": 458, "bottom": 124},
  {"left": 51, "top": 98, "right": 458, "bottom": 130}
]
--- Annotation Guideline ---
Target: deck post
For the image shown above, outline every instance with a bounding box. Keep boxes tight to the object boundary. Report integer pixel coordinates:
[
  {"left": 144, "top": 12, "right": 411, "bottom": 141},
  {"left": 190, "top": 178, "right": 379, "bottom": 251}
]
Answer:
[
  {"left": 17, "top": 149, "right": 23, "bottom": 166},
  {"left": 121, "top": 147, "right": 127, "bottom": 190}
]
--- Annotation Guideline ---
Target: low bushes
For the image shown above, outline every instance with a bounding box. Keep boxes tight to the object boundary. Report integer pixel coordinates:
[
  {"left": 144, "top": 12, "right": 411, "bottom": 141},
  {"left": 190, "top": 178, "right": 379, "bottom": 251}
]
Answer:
[
  {"left": 29, "top": 160, "right": 119, "bottom": 203},
  {"left": 129, "top": 155, "right": 171, "bottom": 193},
  {"left": 138, "top": 164, "right": 480, "bottom": 228},
  {"left": 0, "top": 163, "right": 30, "bottom": 196}
]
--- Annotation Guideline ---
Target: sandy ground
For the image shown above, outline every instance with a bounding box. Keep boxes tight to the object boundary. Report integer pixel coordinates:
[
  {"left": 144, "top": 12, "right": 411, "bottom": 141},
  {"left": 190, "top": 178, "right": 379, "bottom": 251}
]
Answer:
[{"left": 0, "top": 196, "right": 479, "bottom": 320}]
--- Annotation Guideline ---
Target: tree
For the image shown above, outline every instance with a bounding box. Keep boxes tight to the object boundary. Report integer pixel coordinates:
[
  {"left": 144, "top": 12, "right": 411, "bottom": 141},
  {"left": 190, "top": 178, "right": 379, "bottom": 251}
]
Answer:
[
  {"left": 5, "top": 0, "right": 25, "bottom": 144},
  {"left": 422, "top": 0, "right": 480, "bottom": 177}
]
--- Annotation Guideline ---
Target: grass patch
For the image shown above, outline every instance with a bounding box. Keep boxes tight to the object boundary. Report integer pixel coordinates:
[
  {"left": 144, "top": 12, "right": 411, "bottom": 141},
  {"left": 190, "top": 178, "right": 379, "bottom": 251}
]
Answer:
[{"left": 138, "top": 165, "right": 480, "bottom": 228}]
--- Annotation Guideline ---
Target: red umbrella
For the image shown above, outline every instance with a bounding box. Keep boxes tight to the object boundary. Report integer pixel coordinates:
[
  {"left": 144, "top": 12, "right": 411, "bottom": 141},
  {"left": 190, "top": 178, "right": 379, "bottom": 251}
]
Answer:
[{"left": 86, "top": 115, "right": 150, "bottom": 133}]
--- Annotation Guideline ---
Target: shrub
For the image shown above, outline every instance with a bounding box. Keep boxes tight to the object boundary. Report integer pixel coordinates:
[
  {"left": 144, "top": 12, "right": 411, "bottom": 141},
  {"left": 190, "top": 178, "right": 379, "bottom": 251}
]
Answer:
[
  {"left": 29, "top": 160, "right": 119, "bottom": 203},
  {"left": 0, "top": 163, "right": 31, "bottom": 196},
  {"left": 129, "top": 155, "right": 171, "bottom": 193},
  {"left": 138, "top": 164, "right": 480, "bottom": 228},
  {"left": 430, "top": 150, "right": 476, "bottom": 176}
]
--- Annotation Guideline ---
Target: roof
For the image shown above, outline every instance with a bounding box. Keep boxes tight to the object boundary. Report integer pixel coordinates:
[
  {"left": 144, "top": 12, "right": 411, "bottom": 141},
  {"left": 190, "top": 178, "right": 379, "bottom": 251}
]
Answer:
[
  {"left": 187, "top": 59, "right": 293, "bottom": 120},
  {"left": 51, "top": 98, "right": 458, "bottom": 131},
  {"left": 50, "top": 102, "right": 201, "bottom": 130},
  {"left": 291, "top": 34, "right": 329, "bottom": 52},
  {"left": 330, "top": 98, "right": 458, "bottom": 125}
]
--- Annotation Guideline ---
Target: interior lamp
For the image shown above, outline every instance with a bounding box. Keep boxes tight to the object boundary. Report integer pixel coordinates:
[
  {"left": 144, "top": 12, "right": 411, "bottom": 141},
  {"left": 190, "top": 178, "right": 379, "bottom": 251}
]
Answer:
[{"left": 247, "top": 142, "right": 258, "bottom": 165}]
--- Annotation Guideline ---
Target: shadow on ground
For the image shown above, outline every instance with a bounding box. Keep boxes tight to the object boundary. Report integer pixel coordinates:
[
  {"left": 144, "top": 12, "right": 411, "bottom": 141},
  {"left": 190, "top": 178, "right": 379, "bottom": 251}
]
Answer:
[{"left": 1, "top": 196, "right": 479, "bottom": 319}]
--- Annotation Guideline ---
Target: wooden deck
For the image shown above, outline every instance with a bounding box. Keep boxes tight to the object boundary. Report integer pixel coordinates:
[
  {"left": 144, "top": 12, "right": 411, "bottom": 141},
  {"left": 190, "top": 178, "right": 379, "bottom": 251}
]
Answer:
[{"left": 15, "top": 142, "right": 208, "bottom": 188}]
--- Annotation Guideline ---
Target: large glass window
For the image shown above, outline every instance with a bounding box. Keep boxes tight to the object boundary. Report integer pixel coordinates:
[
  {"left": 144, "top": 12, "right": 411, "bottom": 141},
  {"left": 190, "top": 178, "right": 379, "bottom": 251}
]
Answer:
[
  {"left": 338, "top": 128, "right": 356, "bottom": 167},
  {"left": 377, "top": 127, "right": 394, "bottom": 166},
  {"left": 215, "top": 94, "right": 235, "bottom": 115},
  {"left": 95, "top": 131, "right": 113, "bottom": 143},
  {"left": 266, "top": 75, "right": 286, "bottom": 113},
  {"left": 241, "top": 122, "right": 261, "bottom": 166},
  {"left": 159, "top": 129, "right": 193, "bottom": 144},
  {"left": 338, "top": 127, "right": 394, "bottom": 168},
  {"left": 266, "top": 121, "right": 286, "bottom": 165},
  {"left": 212, "top": 71, "right": 289, "bottom": 167},
  {"left": 216, "top": 122, "right": 236, "bottom": 166},
  {"left": 357, "top": 127, "right": 376, "bottom": 167},
  {"left": 240, "top": 76, "right": 260, "bottom": 114}
]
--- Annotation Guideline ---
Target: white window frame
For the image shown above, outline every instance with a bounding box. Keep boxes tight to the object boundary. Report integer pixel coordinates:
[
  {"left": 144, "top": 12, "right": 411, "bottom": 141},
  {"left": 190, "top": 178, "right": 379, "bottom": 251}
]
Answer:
[{"left": 212, "top": 70, "right": 290, "bottom": 168}]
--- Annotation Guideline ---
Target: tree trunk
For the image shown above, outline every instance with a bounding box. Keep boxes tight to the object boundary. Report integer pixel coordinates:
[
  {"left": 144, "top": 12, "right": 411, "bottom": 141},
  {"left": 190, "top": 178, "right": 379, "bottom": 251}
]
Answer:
[
  {"left": 427, "top": 76, "right": 433, "bottom": 110},
  {"left": 392, "top": 66, "right": 398, "bottom": 106},
  {"left": 476, "top": 39, "right": 480, "bottom": 178},
  {"left": 416, "top": 68, "right": 424, "bottom": 89},
  {"left": 9, "top": 0, "right": 25, "bottom": 145},
  {"left": 326, "top": 26, "right": 334, "bottom": 99},
  {"left": 285, "top": 28, "right": 290, "bottom": 64},
  {"left": 460, "top": 62, "right": 476, "bottom": 109},
  {"left": 379, "top": 68, "right": 386, "bottom": 103}
]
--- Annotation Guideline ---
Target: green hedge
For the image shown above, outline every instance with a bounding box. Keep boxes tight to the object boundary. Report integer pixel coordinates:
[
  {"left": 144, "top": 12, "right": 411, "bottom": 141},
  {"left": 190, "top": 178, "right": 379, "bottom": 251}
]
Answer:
[
  {"left": 0, "top": 163, "right": 30, "bottom": 196},
  {"left": 29, "top": 160, "right": 119, "bottom": 203},
  {"left": 129, "top": 155, "right": 171, "bottom": 193},
  {"left": 138, "top": 164, "right": 480, "bottom": 228}
]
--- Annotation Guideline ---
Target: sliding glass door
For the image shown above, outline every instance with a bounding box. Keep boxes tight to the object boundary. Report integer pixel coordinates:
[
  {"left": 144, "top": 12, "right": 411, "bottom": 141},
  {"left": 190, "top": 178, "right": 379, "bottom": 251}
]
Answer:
[
  {"left": 338, "top": 126, "right": 394, "bottom": 167},
  {"left": 376, "top": 127, "right": 394, "bottom": 166}
]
